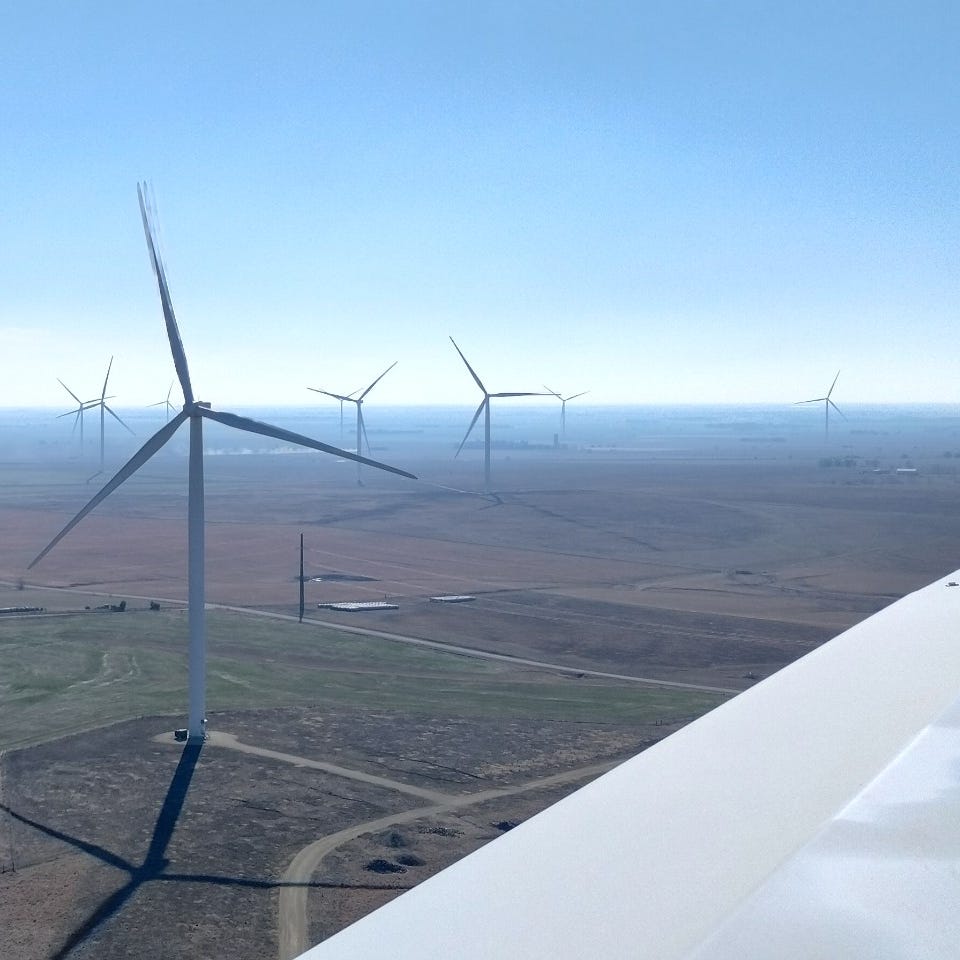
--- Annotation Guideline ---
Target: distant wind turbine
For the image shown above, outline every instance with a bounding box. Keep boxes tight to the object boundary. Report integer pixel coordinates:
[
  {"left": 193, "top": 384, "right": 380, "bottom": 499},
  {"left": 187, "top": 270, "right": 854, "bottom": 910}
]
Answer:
[
  {"left": 450, "top": 337, "right": 543, "bottom": 491},
  {"left": 796, "top": 370, "right": 845, "bottom": 438},
  {"left": 544, "top": 386, "right": 589, "bottom": 438},
  {"left": 87, "top": 356, "right": 135, "bottom": 480},
  {"left": 29, "top": 183, "right": 416, "bottom": 742},
  {"left": 309, "top": 362, "right": 397, "bottom": 485},
  {"left": 307, "top": 385, "right": 360, "bottom": 444},
  {"left": 149, "top": 381, "right": 178, "bottom": 422},
  {"left": 56, "top": 378, "right": 94, "bottom": 454},
  {"left": 318, "top": 386, "right": 360, "bottom": 444}
]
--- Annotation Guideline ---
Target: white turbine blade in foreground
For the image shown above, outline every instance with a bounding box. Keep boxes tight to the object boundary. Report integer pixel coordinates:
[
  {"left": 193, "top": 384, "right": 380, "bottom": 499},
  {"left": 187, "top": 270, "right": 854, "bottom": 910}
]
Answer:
[
  {"left": 455, "top": 400, "right": 487, "bottom": 458},
  {"left": 29, "top": 412, "right": 189, "bottom": 569},
  {"left": 138, "top": 182, "right": 194, "bottom": 406},
  {"left": 358, "top": 361, "right": 397, "bottom": 401},
  {"left": 298, "top": 569, "right": 960, "bottom": 960},
  {"left": 199, "top": 409, "right": 416, "bottom": 479},
  {"left": 450, "top": 338, "right": 486, "bottom": 393}
]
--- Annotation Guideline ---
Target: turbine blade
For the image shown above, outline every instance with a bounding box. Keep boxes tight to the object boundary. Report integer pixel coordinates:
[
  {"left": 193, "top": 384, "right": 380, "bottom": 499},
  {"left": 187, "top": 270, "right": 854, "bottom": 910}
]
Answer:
[
  {"left": 166, "top": 381, "right": 174, "bottom": 402},
  {"left": 829, "top": 399, "right": 847, "bottom": 420},
  {"left": 103, "top": 404, "right": 136, "bottom": 435},
  {"left": 449, "top": 338, "right": 486, "bottom": 394},
  {"left": 794, "top": 398, "right": 827, "bottom": 405},
  {"left": 827, "top": 370, "right": 841, "bottom": 398},
  {"left": 58, "top": 379, "right": 83, "bottom": 405},
  {"left": 307, "top": 387, "right": 354, "bottom": 402},
  {"left": 199, "top": 409, "right": 416, "bottom": 480},
  {"left": 490, "top": 392, "right": 546, "bottom": 398},
  {"left": 455, "top": 400, "right": 486, "bottom": 458},
  {"left": 137, "top": 183, "right": 194, "bottom": 406},
  {"left": 543, "top": 385, "right": 562, "bottom": 398},
  {"left": 358, "top": 361, "right": 397, "bottom": 401},
  {"left": 101, "top": 356, "right": 113, "bottom": 399},
  {"left": 566, "top": 391, "right": 589, "bottom": 401},
  {"left": 56, "top": 409, "right": 80, "bottom": 420},
  {"left": 29, "top": 412, "right": 188, "bottom": 569}
]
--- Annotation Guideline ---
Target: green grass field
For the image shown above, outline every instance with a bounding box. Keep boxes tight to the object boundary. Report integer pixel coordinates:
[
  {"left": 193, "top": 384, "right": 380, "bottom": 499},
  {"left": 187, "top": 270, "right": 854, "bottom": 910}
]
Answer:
[{"left": 0, "top": 608, "right": 724, "bottom": 751}]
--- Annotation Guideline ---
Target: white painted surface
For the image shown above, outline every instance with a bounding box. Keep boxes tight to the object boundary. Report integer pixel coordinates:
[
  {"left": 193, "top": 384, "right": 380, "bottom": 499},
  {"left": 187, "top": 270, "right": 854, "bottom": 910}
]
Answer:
[{"left": 299, "top": 572, "right": 960, "bottom": 959}]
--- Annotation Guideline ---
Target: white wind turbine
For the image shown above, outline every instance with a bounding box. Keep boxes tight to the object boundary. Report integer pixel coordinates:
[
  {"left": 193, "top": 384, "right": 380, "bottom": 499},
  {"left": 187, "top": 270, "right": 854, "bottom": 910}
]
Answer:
[
  {"left": 87, "top": 356, "right": 135, "bottom": 480},
  {"left": 796, "top": 370, "right": 845, "bottom": 439},
  {"left": 543, "top": 386, "right": 589, "bottom": 438},
  {"left": 149, "top": 381, "right": 178, "bottom": 422},
  {"left": 450, "top": 337, "right": 543, "bottom": 491},
  {"left": 29, "top": 184, "right": 416, "bottom": 741},
  {"left": 306, "top": 385, "right": 359, "bottom": 444},
  {"left": 309, "top": 362, "right": 397, "bottom": 485},
  {"left": 56, "top": 378, "right": 97, "bottom": 455}
]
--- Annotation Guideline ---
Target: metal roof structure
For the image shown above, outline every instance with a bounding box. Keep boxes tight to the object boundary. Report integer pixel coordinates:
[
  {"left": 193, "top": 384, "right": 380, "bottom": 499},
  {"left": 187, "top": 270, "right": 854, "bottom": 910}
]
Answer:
[{"left": 315, "top": 601, "right": 399, "bottom": 612}]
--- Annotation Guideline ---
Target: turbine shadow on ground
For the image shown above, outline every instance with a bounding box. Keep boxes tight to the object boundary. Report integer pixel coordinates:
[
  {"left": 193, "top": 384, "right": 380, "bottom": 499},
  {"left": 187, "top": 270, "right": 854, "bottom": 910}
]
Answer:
[{"left": 2, "top": 743, "right": 399, "bottom": 958}]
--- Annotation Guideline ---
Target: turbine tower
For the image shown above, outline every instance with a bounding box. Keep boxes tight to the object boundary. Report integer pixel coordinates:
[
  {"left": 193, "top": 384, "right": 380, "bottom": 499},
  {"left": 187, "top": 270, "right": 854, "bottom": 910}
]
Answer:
[
  {"left": 149, "top": 381, "right": 178, "bottom": 422},
  {"left": 87, "top": 357, "right": 135, "bottom": 480},
  {"left": 543, "top": 386, "right": 588, "bottom": 438},
  {"left": 29, "top": 184, "right": 416, "bottom": 742},
  {"left": 309, "top": 362, "right": 397, "bottom": 485},
  {"left": 796, "top": 370, "right": 845, "bottom": 439},
  {"left": 450, "top": 337, "right": 542, "bottom": 491}
]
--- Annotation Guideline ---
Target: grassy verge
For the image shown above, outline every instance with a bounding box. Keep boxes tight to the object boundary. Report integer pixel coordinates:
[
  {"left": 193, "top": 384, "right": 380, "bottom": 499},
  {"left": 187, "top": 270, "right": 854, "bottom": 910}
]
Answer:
[{"left": 0, "top": 609, "right": 723, "bottom": 750}]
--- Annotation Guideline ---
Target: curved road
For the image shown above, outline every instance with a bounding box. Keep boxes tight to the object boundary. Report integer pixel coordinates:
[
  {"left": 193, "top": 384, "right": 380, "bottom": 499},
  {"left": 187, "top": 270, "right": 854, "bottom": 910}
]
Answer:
[{"left": 206, "top": 731, "right": 619, "bottom": 960}]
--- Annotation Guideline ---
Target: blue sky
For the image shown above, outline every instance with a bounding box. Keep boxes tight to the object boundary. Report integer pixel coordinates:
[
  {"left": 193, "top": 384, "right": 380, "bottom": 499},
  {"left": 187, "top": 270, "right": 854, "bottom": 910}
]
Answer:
[{"left": 2, "top": 1, "right": 957, "bottom": 407}]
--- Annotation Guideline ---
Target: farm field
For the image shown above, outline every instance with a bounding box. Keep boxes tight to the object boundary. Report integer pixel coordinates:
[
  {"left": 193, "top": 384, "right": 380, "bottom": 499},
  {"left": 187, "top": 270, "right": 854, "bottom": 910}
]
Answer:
[{"left": 3, "top": 412, "right": 960, "bottom": 957}]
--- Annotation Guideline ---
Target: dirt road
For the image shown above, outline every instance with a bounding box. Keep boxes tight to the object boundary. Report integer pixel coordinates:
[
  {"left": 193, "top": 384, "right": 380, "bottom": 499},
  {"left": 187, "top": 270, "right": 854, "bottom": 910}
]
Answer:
[
  {"left": 2, "top": 580, "right": 738, "bottom": 695},
  {"left": 206, "top": 730, "right": 619, "bottom": 960}
]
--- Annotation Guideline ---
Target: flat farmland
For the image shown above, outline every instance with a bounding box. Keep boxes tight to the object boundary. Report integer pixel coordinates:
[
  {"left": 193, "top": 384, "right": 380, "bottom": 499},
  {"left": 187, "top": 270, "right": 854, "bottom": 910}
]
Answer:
[
  {"left": 4, "top": 425, "right": 960, "bottom": 958},
  {"left": 4, "top": 441, "right": 960, "bottom": 690}
]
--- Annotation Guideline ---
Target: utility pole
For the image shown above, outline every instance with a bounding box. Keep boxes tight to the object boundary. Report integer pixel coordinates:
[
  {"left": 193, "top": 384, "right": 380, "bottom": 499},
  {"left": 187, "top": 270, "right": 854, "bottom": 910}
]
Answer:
[{"left": 298, "top": 532, "right": 305, "bottom": 623}]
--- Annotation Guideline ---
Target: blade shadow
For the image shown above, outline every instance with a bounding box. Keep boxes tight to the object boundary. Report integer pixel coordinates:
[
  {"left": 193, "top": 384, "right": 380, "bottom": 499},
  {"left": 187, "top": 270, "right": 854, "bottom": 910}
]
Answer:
[{"left": 3, "top": 742, "right": 400, "bottom": 958}]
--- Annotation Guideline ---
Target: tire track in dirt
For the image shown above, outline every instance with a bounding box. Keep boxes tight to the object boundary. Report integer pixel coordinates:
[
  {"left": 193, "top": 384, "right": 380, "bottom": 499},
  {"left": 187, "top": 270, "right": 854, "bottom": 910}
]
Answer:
[
  {"left": 201, "top": 730, "right": 619, "bottom": 959},
  {"left": 203, "top": 728, "right": 620, "bottom": 960}
]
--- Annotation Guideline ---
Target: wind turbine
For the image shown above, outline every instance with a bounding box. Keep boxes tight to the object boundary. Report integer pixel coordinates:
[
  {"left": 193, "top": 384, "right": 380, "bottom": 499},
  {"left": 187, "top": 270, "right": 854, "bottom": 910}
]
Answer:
[
  {"left": 29, "top": 183, "right": 416, "bottom": 742},
  {"left": 307, "top": 385, "right": 359, "bottom": 444},
  {"left": 543, "top": 386, "right": 589, "bottom": 438},
  {"left": 309, "top": 362, "right": 397, "bottom": 485},
  {"left": 450, "top": 337, "right": 543, "bottom": 491},
  {"left": 796, "top": 370, "right": 845, "bottom": 439},
  {"left": 149, "top": 381, "right": 177, "bottom": 422},
  {"left": 87, "top": 356, "right": 135, "bottom": 480},
  {"left": 56, "top": 379, "right": 94, "bottom": 454}
]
